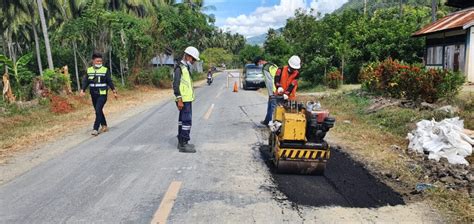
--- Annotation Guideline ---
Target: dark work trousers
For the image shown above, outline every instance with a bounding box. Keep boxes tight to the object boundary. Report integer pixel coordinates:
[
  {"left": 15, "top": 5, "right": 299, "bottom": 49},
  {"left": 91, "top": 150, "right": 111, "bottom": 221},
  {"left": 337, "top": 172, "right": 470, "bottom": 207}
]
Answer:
[
  {"left": 91, "top": 93, "right": 108, "bottom": 131},
  {"left": 263, "top": 97, "right": 277, "bottom": 124},
  {"left": 178, "top": 102, "right": 192, "bottom": 143}
]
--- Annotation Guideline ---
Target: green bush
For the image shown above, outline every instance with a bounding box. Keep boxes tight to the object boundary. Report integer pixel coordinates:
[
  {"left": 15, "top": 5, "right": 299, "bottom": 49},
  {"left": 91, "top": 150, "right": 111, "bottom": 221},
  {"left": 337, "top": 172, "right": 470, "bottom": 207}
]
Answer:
[
  {"left": 135, "top": 70, "right": 153, "bottom": 86},
  {"left": 359, "top": 58, "right": 465, "bottom": 102},
  {"left": 42, "top": 69, "right": 71, "bottom": 94},
  {"left": 436, "top": 69, "right": 465, "bottom": 100},
  {"left": 191, "top": 71, "right": 205, "bottom": 81},
  {"left": 152, "top": 67, "right": 172, "bottom": 88},
  {"left": 112, "top": 76, "right": 132, "bottom": 90},
  {"left": 132, "top": 67, "right": 172, "bottom": 88}
]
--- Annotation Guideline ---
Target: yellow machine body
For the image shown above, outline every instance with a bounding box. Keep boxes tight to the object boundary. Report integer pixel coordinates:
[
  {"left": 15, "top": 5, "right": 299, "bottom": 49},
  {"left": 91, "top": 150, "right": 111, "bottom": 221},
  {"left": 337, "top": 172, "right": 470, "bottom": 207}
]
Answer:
[
  {"left": 280, "top": 113, "right": 306, "bottom": 141},
  {"left": 270, "top": 104, "right": 331, "bottom": 175},
  {"left": 274, "top": 105, "right": 285, "bottom": 121}
]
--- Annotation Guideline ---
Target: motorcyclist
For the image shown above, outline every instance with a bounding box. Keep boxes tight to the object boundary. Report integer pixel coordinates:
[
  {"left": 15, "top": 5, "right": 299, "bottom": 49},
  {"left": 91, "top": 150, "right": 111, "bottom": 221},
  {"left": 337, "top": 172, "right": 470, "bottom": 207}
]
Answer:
[{"left": 207, "top": 68, "right": 213, "bottom": 85}]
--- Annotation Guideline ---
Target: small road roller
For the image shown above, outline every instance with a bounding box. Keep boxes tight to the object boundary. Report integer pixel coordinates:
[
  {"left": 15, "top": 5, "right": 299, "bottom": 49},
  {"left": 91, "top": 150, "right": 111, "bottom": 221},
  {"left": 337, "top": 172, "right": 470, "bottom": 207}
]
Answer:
[{"left": 268, "top": 98, "right": 335, "bottom": 175}]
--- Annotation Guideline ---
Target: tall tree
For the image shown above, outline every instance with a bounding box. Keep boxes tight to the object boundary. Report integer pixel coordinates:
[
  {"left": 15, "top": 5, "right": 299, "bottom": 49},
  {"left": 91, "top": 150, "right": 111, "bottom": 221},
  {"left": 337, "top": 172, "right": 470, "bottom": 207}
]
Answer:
[
  {"left": 36, "top": 0, "right": 54, "bottom": 70},
  {"left": 18, "top": 1, "right": 44, "bottom": 76}
]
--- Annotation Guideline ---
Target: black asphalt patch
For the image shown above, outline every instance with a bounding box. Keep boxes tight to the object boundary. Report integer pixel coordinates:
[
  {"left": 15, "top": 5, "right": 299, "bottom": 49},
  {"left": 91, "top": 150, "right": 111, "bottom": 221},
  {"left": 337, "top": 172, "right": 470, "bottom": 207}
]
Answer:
[{"left": 259, "top": 145, "right": 405, "bottom": 208}]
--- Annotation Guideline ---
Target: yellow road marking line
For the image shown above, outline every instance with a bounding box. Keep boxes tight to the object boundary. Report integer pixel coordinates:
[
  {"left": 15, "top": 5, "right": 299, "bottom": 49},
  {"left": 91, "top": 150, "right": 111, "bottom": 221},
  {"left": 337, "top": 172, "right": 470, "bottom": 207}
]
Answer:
[
  {"left": 150, "top": 181, "right": 182, "bottom": 224},
  {"left": 204, "top": 104, "right": 215, "bottom": 120}
]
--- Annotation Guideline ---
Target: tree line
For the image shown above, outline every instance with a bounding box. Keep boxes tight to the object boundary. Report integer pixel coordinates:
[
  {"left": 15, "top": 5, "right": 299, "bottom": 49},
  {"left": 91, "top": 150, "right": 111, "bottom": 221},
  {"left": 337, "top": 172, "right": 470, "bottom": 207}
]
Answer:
[
  {"left": 0, "top": 0, "right": 245, "bottom": 101},
  {"left": 259, "top": 1, "right": 453, "bottom": 86}
]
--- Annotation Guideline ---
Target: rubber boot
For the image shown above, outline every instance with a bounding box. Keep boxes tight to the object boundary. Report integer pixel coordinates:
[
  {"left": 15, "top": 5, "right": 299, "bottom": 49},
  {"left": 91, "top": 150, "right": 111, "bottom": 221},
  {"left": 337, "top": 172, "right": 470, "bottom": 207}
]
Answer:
[{"left": 178, "top": 141, "right": 196, "bottom": 153}]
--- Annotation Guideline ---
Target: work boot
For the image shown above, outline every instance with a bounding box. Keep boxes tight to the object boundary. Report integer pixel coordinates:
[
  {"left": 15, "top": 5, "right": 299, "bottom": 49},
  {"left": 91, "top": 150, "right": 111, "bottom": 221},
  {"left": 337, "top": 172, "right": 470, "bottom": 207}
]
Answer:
[
  {"left": 178, "top": 142, "right": 196, "bottom": 153},
  {"left": 100, "top": 125, "right": 108, "bottom": 133},
  {"left": 185, "top": 141, "right": 195, "bottom": 148},
  {"left": 91, "top": 130, "right": 99, "bottom": 136}
]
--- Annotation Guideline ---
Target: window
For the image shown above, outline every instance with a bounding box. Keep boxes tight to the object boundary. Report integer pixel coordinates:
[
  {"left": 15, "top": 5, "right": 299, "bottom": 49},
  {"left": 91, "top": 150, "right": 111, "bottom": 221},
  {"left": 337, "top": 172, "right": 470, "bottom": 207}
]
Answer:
[
  {"left": 426, "top": 46, "right": 443, "bottom": 65},
  {"left": 444, "top": 44, "right": 465, "bottom": 72}
]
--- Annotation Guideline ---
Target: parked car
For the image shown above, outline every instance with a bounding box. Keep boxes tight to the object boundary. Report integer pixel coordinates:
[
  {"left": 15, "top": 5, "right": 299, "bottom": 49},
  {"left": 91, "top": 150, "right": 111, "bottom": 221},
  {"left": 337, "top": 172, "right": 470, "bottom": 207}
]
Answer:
[{"left": 242, "top": 64, "right": 265, "bottom": 90}]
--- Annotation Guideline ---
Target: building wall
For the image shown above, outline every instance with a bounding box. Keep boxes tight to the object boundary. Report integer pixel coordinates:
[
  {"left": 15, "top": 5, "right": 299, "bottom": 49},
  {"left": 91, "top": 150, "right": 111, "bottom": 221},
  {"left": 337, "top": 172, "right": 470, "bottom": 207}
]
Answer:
[
  {"left": 425, "top": 29, "right": 474, "bottom": 82},
  {"left": 466, "top": 27, "right": 474, "bottom": 82}
]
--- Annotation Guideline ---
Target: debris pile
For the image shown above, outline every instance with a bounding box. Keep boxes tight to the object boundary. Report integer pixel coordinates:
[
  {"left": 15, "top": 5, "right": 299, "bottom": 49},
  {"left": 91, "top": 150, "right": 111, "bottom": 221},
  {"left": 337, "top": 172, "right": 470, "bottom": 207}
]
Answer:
[
  {"left": 407, "top": 150, "right": 473, "bottom": 196},
  {"left": 407, "top": 117, "right": 474, "bottom": 165}
]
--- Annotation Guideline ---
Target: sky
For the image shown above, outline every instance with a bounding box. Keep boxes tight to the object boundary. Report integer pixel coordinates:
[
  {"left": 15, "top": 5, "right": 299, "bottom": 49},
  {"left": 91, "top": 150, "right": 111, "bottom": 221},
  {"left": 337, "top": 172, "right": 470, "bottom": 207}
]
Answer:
[{"left": 204, "top": 0, "right": 349, "bottom": 37}]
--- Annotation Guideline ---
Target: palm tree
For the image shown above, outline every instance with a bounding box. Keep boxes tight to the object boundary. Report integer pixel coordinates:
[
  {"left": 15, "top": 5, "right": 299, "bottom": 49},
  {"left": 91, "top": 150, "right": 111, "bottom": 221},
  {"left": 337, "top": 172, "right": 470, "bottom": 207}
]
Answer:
[
  {"left": 16, "top": 0, "right": 44, "bottom": 76},
  {"left": 0, "top": 1, "right": 31, "bottom": 65},
  {"left": 36, "top": 0, "right": 54, "bottom": 70},
  {"left": 47, "top": 0, "right": 89, "bottom": 90}
]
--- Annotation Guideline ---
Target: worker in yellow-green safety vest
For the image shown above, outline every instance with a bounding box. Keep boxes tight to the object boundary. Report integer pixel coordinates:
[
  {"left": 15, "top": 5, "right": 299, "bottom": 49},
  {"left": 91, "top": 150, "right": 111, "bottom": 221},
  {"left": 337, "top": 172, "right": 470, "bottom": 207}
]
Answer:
[
  {"left": 254, "top": 56, "right": 279, "bottom": 127},
  {"left": 173, "top": 46, "right": 200, "bottom": 153},
  {"left": 80, "top": 52, "right": 117, "bottom": 136}
]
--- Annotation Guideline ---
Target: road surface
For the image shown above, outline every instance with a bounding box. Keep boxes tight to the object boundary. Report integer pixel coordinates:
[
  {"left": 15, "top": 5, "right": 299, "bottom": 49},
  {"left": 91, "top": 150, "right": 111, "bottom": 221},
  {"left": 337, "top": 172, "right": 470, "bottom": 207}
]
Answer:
[{"left": 0, "top": 70, "right": 441, "bottom": 223}]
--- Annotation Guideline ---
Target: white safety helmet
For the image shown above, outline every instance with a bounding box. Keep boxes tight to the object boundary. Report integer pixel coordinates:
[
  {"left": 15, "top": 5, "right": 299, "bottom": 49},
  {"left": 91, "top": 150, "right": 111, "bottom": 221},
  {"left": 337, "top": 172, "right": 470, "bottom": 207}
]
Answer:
[
  {"left": 288, "top": 55, "right": 301, "bottom": 69},
  {"left": 184, "top": 46, "right": 200, "bottom": 61}
]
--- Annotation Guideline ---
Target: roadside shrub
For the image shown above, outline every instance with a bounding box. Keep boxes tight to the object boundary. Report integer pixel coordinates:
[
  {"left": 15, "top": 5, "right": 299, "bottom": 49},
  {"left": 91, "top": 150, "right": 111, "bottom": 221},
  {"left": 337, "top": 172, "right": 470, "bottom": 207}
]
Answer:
[
  {"left": 191, "top": 71, "right": 205, "bottom": 80},
  {"left": 326, "top": 69, "right": 343, "bottom": 89},
  {"left": 42, "top": 69, "right": 71, "bottom": 95},
  {"left": 152, "top": 67, "right": 172, "bottom": 88},
  {"left": 134, "top": 67, "right": 173, "bottom": 88},
  {"left": 359, "top": 58, "right": 465, "bottom": 102},
  {"left": 135, "top": 70, "right": 153, "bottom": 86},
  {"left": 112, "top": 76, "right": 132, "bottom": 90},
  {"left": 435, "top": 69, "right": 465, "bottom": 100}
]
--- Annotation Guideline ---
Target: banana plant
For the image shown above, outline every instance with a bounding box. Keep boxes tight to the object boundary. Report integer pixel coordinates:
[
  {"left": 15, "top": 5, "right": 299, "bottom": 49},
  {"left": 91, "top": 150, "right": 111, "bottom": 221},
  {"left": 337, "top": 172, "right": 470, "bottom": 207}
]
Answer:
[{"left": 0, "top": 53, "right": 34, "bottom": 100}]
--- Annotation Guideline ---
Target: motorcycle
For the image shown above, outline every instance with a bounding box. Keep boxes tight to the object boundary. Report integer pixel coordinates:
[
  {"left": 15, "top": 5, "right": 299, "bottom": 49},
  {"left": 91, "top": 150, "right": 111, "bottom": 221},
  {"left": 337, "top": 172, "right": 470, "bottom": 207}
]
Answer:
[{"left": 207, "top": 74, "right": 213, "bottom": 85}]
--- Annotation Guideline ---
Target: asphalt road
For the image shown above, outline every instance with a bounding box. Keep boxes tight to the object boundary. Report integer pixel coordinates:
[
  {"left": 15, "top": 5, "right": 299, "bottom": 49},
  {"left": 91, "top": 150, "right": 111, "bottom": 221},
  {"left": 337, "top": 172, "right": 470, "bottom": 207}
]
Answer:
[{"left": 0, "top": 71, "right": 441, "bottom": 223}]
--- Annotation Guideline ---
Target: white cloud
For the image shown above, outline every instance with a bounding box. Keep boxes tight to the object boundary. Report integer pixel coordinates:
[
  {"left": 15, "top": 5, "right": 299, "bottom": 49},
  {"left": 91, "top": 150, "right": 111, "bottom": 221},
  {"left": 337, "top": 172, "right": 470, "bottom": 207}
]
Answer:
[{"left": 220, "top": 0, "right": 348, "bottom": 38}]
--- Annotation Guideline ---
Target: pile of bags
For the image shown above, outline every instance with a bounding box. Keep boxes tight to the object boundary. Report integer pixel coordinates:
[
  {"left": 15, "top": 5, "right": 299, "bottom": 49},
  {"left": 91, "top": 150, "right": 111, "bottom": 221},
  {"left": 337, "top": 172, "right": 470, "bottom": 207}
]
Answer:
[{"left": 407, "top": 117, "right": 474, "bottom": 165}]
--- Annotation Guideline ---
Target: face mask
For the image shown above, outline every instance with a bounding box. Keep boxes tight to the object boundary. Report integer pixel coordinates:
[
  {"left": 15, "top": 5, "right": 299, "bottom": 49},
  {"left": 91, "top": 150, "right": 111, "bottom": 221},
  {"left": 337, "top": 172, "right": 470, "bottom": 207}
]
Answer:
[{"left": 95, "top": 64, "right": 102, "bottom": 68}]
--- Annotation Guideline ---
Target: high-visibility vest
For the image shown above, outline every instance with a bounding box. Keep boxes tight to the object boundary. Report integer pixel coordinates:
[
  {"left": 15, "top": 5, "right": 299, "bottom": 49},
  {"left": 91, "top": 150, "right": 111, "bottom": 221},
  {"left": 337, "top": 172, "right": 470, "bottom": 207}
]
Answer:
[
  {"left": 279, "top": 65, "right": 298, "bottom": 100},
  {"left": 263, "top": 63, "right": 278, "bottom": 93},
  {"left": 179, "top": 65, "right": 194, "bottom": 102},
  {"left": 87, "top": 66, "right": 108, "bottom": 95}
]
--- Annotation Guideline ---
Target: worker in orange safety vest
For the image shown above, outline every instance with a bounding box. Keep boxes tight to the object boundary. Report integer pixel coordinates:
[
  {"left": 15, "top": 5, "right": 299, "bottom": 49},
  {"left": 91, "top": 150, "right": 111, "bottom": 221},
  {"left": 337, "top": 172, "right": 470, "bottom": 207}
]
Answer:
[{"left": 274, "top": 55, "right": 301, "bottom": 101}]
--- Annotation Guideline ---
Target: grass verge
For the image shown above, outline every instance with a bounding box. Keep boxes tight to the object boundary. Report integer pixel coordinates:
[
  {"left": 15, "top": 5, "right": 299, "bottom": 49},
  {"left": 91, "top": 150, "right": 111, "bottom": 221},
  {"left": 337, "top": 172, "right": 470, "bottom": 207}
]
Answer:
[{"left": 299, "top": 89, "right": 473, "bottom": 222}]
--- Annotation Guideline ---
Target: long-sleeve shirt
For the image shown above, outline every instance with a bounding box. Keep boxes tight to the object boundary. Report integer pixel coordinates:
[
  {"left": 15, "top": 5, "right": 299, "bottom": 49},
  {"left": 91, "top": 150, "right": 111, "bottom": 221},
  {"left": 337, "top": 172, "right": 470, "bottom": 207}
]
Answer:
[
  {"left": 173, "top": 60, "right": 190, "bottom": 99},
  {"left": 81, "top": 66, "right": 115, "bottom": 94}
]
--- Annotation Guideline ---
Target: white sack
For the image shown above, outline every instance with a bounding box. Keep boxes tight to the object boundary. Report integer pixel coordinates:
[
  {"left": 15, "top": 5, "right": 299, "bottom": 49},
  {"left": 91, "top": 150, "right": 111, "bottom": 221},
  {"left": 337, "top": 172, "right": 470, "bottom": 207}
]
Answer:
[{"left": 407, "top": 117, "right": 474, "bottom": 165}]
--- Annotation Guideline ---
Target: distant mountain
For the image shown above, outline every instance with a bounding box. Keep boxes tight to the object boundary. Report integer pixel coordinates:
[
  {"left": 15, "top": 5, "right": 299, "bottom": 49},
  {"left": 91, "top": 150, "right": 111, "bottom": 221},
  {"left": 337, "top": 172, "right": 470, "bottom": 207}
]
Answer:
[
  {"left": 336, "top": 0, "right": 441, "bottom": 13},
  {"left": 245, "top": 28, "right": 283, "bottom": 46},
  {"left": 246, "top": 34, "right": 266, "bottom": 46}
]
